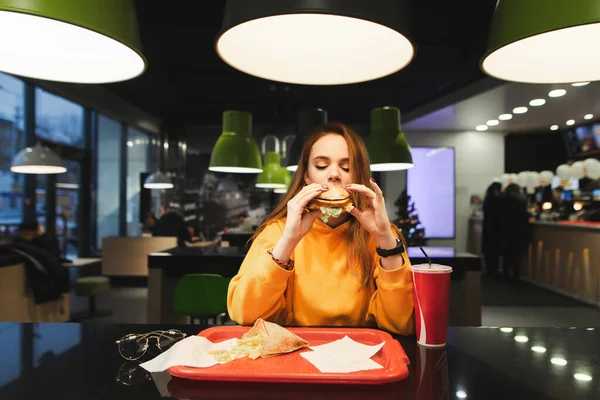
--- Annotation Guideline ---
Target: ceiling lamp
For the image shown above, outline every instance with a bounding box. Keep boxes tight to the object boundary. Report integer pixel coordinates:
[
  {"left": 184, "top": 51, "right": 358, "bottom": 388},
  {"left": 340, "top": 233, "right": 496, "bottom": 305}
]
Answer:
[
  {"left": 144, "top": 131, "right": 174, "bottom": 190},
  {"left": 256, "top": 136, "right": 289, "bottom": 189},
  {"left": 481, "top": 0, "right": 600, "bottom": 83},
  {"left": 0, "top": 0, "right": 146, "bottom": 83},
  {"left": 144, "top": 171, "right": 173, "bottom": 190},
  {"left": 216, "top": 0, "right": 414, "bottom": 85},
  {"left": 11, "top": 142, "right": 66, "bottom": 174},
  {"left": 366, "top": 106, "right": 413, "bottom": 171},
  {"left": 209, "top": 110, "right": 262, "bottom": 174},
  {"left": 286, "top": 109, "right": 328, "bottom": 172}
]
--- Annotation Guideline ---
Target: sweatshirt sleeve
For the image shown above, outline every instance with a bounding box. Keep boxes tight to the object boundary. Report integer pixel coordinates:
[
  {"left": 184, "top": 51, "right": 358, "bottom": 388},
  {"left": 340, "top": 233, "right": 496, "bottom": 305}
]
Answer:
[
  {"left": 227, "top": 221, "right": 293, "bottom": 326},
  {"left": 366, "top": 230, "right": 415, "bottom": 335}
]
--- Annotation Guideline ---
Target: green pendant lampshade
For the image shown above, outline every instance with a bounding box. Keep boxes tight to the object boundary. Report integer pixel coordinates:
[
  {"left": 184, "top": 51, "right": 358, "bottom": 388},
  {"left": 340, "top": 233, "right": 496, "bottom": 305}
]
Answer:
[
  {"left": 216, "top": 0, "right": 414, "bottom": 85},
  {"left": 209, "top": 110, "right": 262, "bottom": 174},
  {"left": 286, "top": 108, "right": 328, "bottom": 172},
  {"left": 256, "top": 135, "right": 290, "bottom": 188},
  {"left": 11, "top": 142, "right": 67, "bottom": 174},
  {"left": 256, "top": 152, "right": 290, "bottom": 189},
  {"left": 0, "top": 0, "right": 145, "bottom": 83},
  {"left": 366, "top": 107, "right": 413, "bottom": 171},
  {"left": 481, "top": 0, "right": 600, "bottom": 83}
]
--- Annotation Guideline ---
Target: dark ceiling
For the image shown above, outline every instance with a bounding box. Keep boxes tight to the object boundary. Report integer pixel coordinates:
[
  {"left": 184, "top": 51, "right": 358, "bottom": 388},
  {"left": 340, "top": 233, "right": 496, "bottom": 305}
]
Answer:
[{"left": 103, "top": 0, "right": 498, "bottom": 127}]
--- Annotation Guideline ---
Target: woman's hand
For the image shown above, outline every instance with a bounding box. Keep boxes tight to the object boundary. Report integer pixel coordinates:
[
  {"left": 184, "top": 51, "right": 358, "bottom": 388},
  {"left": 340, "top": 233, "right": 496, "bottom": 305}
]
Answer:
[
  {"left": 281, "top": 183, "right": 327, "bottom": 244},
  {"left": 344, "top": 178, "right": 396, "bottom": 248}
]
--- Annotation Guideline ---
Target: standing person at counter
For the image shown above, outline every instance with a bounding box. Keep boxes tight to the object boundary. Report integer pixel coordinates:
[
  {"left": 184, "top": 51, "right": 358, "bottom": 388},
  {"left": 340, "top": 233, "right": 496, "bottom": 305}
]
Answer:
[
  {"left": 501, "top": 183, "right": 531, "bottom": 283},
  {"left": 482, "top": 182, "right": 503, "bottom": 278},
  {"left": 227, "top": 123, "right": 414, "bottom": 335}
]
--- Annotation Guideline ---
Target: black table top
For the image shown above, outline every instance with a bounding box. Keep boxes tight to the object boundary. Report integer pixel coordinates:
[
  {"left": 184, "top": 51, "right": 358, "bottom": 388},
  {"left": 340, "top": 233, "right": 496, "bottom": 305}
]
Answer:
[
  {"left": 148, "top": 245, "right": 481, "bottom": 273},
  {"left": 0, "top": 323, "right": 597, "bottom": 400}
]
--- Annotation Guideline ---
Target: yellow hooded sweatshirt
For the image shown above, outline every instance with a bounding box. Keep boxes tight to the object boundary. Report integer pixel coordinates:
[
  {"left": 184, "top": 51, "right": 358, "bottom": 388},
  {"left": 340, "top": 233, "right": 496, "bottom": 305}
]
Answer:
[{"left": 227, "top": 217, "right": 415, "bottom": 335}]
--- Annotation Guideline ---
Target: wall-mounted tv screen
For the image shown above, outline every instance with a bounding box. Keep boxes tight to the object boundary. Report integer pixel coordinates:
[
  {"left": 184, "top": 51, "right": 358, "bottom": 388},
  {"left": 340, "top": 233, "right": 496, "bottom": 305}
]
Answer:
[
  {"left": 407, "top": 147, "right": 455, "bottom": 239},
  {"left": 563, "top": 122, "right": 600, "bottom": 157}
]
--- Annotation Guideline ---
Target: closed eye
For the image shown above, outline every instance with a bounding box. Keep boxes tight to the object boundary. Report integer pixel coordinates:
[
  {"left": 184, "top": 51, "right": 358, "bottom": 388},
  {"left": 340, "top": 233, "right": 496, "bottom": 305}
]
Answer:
[{"left": 315, "top": 165, "right": 327, "bottom": 170}]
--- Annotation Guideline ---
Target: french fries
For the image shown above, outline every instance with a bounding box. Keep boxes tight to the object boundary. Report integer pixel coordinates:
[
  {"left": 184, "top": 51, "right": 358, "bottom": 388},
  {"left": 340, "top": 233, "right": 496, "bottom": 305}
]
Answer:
[{"left": 208, "top": 334, "right": 265, "bottom": 362}]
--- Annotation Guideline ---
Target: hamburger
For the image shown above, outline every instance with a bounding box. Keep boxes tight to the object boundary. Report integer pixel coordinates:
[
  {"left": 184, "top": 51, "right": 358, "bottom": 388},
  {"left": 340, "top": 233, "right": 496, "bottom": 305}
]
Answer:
[{"left": 307, "top": 186, "right": 353, "bottom": 223}]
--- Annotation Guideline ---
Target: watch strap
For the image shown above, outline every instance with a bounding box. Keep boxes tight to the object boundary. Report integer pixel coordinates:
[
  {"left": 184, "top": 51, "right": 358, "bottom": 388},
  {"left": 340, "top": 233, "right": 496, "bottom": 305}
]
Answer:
[{"left": 376, "top": 238, "right": 405, "bottom": 258}]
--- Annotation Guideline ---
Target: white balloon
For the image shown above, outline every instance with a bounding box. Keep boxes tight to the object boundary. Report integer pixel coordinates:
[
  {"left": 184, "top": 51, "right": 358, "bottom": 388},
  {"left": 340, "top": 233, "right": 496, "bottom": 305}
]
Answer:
[
  {"left": 540, "top": 170, "right": 554, "bottom": 186},
  {"left": 570, "top": 161, "right": 585, "bottom": 179},
  {"left": 529, "top": 171, "right": 541, "bottom": 187},
  {"left": 583, "top": 158, "right": 600, "bottom": 178},
  {"left": 517, "top": 171, "right": 529, "bottom": 187},
  {"left": 587, "top": 160, "right": 600, "bottom": 180},
  {"left": 556, "top": 164, "right": 571, "bottom": 182},
  {"left": 509, "top": 173, "right": 518, "bottom": 185}
]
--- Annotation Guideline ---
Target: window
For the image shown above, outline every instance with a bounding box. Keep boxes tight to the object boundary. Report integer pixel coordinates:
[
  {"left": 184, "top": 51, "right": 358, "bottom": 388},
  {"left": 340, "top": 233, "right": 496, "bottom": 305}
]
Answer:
[
  {"left": 126, "top": 127, "right": 154, "bottom": 236},
  {"left": 0, "top": 72, "right": 25, "bottom": 232},
  {"left": 35, "top": 88, "right": 84, "bottom": 148},
  {"left": 96, "top": 115, "right": 122, "bottom": 247},
  {"left": 407, "top": 147, "right": 455, "bottom": 239}
]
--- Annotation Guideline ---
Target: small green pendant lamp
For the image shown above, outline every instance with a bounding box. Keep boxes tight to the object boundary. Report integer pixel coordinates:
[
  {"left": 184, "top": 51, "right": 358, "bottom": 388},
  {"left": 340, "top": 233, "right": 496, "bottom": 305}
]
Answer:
[
  {"left": 0, "top": 0, "right": 146, "bottom": 83},
  {"left": 209, "top": 110, "right": 262, "bottom": 174},
  {"left": 366, "top": 107, "right": 413, "bottom": 171},
  {"left": 256, "top": 135, "right": 290, "bottom": 189},
  {"left": 481, "top": 0, "right": 600, "bottom": 83}
]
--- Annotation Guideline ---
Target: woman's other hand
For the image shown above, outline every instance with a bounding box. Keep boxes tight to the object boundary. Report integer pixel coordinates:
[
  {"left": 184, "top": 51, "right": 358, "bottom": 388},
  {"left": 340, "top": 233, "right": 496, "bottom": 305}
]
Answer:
[{"left": 343, "top": 178, "right": 396, "bottom": 247}]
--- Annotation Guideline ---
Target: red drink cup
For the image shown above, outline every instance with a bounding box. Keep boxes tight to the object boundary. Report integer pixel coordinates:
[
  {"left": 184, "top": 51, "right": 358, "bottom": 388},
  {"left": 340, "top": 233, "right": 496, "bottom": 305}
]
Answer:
[
  {"left": 411, "top": 264, "right": 452, "bottom": 347},
  {"left": 414, "top": 345, "right": 450, "bottom": 400}
]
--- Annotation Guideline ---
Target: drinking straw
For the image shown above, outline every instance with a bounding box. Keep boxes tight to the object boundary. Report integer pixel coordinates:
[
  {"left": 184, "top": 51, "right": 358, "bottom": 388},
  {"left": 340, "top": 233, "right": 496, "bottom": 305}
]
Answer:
[{"left": 419, "top": 247, "right": 432, "bottom": 268}]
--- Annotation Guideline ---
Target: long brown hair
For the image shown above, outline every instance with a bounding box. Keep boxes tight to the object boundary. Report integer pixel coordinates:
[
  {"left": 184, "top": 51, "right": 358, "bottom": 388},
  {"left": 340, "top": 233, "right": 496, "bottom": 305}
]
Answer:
[{"left": 252, "top": 122, "right": 393, "bottom": 287}]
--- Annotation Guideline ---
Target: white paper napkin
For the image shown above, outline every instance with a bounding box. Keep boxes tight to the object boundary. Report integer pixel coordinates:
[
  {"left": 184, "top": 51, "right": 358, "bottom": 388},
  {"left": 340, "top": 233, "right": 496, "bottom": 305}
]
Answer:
[
  {"left": 140, "top": 336, "right": 237, "bottom": 373},
  {"left": 300, "top": 335, "right": 386, "bottom": 373}
]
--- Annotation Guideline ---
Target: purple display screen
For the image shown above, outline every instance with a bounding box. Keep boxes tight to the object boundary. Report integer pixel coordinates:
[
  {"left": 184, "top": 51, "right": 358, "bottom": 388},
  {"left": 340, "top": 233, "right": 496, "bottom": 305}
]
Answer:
[{"left": 407, "top": 147, "right": 455, "bottom": 239}]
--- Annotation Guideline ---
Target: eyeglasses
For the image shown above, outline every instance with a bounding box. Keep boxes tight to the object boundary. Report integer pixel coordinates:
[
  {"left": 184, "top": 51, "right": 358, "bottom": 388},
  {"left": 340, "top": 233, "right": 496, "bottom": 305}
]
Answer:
[{"left": 115, "top": 329, "right": 186, "bottom": 360}]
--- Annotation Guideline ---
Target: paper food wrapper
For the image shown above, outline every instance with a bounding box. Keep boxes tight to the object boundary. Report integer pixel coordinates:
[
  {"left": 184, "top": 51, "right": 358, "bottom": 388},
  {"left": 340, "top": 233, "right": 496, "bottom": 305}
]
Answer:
[{"left": 300, "top": 335, "right": 386, "bottom": 373}]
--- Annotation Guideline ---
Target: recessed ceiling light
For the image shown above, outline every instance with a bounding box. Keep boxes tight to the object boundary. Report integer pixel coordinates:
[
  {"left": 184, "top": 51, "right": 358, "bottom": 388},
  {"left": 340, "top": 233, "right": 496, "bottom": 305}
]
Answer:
[
  {"left": 500, "top": 327, "right": 514, "bottom": 333},
  {"left": 529, "top": 98, "right": 546, "bottom": 106},
  {"left": 476, "top": 125, "right": 488, "bottom": 131},
  {"left": 486, "top": 119, "right": 499, "bottom": 126},
  {"left": 573, "top": 373, "right": 592, "bottom": 382},
  {"left": 566, "top": 119, "right": 575, "bottom": 126},
  {"left": 498, "top": 113, "right": 513, "bottom": 120},
  {"left": 550, "top": 125, "right": 559, "bottom": 131},
  {"left": 551, "top": 357, "right": 568, "bottom": 366},
  {"left": 549, "top": 89, "right": 567, "bottom": 97},
  {"left": 514, "top": 335, "right": 529, "bottom": 343},
  {"left": 456, "top": 391, "right": 467, "bottom": 399},
  {"left": 584, "top": 114, "right": 593, "bottom": 120},
  {"left": 531, "top": 346, "right": 547, "bottom": 353},
  {"left": 513, "top": 107, "right": 528, "bottom": 114},
  {"left": 572, "top": 82, "right": 590, "bottom": 87}
]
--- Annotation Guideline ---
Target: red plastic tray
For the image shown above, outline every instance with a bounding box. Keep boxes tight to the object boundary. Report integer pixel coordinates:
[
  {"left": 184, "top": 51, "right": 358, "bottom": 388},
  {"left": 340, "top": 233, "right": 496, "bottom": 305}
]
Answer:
[{"left": 167, "top": 326, "right": 409, "bottom": 385}]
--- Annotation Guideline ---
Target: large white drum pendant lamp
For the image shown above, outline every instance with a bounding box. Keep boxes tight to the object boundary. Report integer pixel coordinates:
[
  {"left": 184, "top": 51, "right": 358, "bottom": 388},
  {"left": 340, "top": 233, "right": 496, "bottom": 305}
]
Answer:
[{"left": 216, "top": 0, "right": 414, "bottom": 85}]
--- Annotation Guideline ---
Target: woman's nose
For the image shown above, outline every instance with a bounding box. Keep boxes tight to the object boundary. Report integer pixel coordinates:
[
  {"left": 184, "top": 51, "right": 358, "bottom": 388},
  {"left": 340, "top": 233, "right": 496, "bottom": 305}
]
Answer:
[{"left": 327, "top": 171, "right": 341, "bottom": 183}]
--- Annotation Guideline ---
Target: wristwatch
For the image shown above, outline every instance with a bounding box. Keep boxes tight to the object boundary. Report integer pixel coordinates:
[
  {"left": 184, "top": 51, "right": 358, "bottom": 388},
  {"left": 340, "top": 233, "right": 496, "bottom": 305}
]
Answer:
[{"left": 376, "top": 238, "right": 405, "bottom": 258}]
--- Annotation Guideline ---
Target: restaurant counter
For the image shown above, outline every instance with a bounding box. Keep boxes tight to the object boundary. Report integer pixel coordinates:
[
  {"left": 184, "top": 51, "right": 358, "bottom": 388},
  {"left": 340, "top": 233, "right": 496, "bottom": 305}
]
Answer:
[
  {"left": 525, "top": 221, "right": 600, "bottom": 307},
  {"left": 0, "top": 322, "right": 598, "bottom": 400},
  {"left": 147, "top": 246, "right": 481, "bottom": 326}
]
